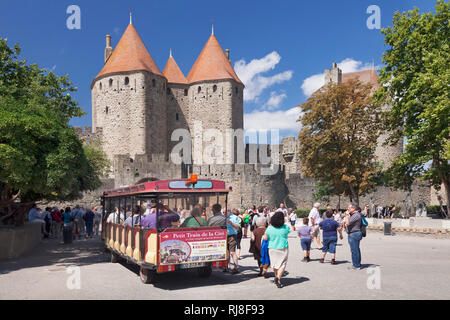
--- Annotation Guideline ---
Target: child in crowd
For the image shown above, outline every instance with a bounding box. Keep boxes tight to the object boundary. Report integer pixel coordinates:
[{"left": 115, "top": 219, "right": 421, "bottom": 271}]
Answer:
[{"left": 297, "top": 217, "right": 313, "bottom": 262}]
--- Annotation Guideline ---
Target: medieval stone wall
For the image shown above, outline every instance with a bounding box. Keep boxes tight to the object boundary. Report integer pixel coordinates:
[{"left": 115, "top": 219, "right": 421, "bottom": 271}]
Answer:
[
  {"left": 144, "top": 73, "right": 169, "bottom": 161},
  {"left": 91, "top": 72, "right": 149, "bottom": 164},
  {"left": 167, "top": 83, "right": 190, "bottom": 154},
  {"left": 188, "top": 80, "right": 244, "bottom": 164}
]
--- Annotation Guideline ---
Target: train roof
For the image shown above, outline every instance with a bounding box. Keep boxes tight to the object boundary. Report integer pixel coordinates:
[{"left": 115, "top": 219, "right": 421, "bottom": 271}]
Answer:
[{"left": 103, "top": 179, "right": 230, "bottom": 198}]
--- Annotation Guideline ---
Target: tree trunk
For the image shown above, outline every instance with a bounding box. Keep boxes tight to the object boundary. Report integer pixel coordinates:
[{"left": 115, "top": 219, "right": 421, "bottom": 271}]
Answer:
[
  {"left": 348, "top": 184, "right": 360, "bottom": 206},
  {"left": 441, "top": 178, "right": 450, "bottom": 220}
]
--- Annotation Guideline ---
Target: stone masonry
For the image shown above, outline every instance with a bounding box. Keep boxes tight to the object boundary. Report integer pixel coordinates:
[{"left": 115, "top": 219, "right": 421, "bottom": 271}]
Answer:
[{"left": 64, "top": 24, "right": 436, "bottom": 212}]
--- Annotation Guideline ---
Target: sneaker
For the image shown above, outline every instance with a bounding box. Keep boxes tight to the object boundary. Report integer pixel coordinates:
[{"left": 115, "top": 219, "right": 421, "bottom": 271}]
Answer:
[
  {"left": 331, "top": 259, "right": 336, "bottom": 265},
  {"left": 231, "top": 268, "right": 240, "bottom": 275},
  {"left": 306, "top": 257, "right": 311, "bottom": 262},
  {"left": 347, "top": 266, "right": 360, "bottom": 270},
  {"left": 264, "top": 273, "right": 270, "bottom": 279},
  {"left": 320, "top": 258, "right": 324, "bottom": 263}
]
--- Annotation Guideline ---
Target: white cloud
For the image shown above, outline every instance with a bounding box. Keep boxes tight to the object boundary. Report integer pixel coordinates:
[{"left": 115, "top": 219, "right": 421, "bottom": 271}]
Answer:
[
  {"left": 234, "top": 52, "right": 293, "bottom": 102},
  {"left": 244, "top": 107, "right": 302, "bottom": 133},
  {"left": 263, "top": 91, "right": 287, "bottom": 110},
  {"left": 300, "top": 58, "right": 379, "bottom": 97}
]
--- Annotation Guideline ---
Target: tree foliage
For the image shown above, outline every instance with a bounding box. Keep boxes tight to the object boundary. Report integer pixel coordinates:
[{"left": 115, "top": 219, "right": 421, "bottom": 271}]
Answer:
[
  {"left": 0, "top": 38, "right": 107, "bottom": 224},
  {"left": 297, "top": 80, "right": 383, "bottom": 205},
  {"left": 376, "top": 0, "right": 450, "bottom": 214}
]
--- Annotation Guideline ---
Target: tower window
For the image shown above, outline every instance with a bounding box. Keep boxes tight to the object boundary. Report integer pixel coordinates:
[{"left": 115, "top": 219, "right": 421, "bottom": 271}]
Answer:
[
  {"left": 99, "top": 83, "right": 102, "bottom": 90},
  {"left": 167, "top": 88, "right": 171, "bottom": 95},
  {"left": 109, "top": 79, "right": 113, "bottom": 87},
  {"left": 124, "top": 77, "right": 129, "bottom": 85},
  {"left": 105, "top": 106, "right": 109, "bottom": 114},
  {"left": 176, "top": 113, "right": 179, "bottom": 121},
  {"left": 152, "top": 79, "right": 156, "bottom": 87},
  {"left": 198, "top": 86, "right": 201, "bottom": 93},
  {"left": 213, "top": 85, "right": 217, "bottom": 92},
  {"left": 184, "top": 89, "right": 188, "bottom": 96},
  {"left": 235, "top": 87, "right": 238, "bottom": 94}
]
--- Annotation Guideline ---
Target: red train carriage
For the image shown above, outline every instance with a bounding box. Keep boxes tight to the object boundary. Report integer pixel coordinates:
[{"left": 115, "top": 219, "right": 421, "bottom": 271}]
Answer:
[{"left": 101, "top": 175, "right": 230, "bottom": 284}]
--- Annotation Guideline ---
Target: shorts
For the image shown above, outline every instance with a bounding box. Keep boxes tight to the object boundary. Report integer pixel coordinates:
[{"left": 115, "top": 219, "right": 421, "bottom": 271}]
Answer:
[
  {"left": 290, "top": 221, "right": 296, "bottom": 226},
  {"left": 300, "top": 238, "right": 311, "bottom": 251},
  {"left": 322, "top": 237, "right": 337, "bottom": 254},
  {"left": 311, "top": 225, "right": 320, "bottom": 237},
  {"left": 227, "top": 235, "right": 237, "bottom": 253}
]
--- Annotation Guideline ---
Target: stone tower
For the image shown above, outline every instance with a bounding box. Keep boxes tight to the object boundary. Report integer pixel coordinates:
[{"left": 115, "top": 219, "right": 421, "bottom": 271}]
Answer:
[
  {"left": 163, "top": 50, "right": 190, "bottom": 157},
  {"left": 91, "top": 21, "right": 168, "bottom": 168},
  {"left": 324, "top": 62, "right": 342, "bottom": 84},
  {"left": 186, "top": 30, "right": 244, "bottom": 165}
]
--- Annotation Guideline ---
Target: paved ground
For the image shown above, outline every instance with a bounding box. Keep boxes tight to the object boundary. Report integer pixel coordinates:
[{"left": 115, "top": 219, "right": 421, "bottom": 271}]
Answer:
[{"left": 1, "top": 228, "right": 449, "bottom": 300}]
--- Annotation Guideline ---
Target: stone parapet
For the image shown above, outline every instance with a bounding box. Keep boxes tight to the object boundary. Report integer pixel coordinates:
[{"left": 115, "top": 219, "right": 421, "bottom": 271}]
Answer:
[{"left": 0, "top": 223, "right": 42, "bottom": 260}]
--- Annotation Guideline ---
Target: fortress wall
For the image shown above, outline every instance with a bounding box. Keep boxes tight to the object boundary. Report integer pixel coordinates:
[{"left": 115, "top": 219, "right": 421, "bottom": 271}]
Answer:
[
  {"left": 374, "top": 132, "right": 404, "bottom": 170},
  {"left": 112, "top": 154, "right": 184, "bottom": 187},
  {"left": 41, "top": 178, "right": 115, "bottom": 210},
  {"left": 191, "top": 163, "right": 287, "bottom": 209},
  {"left": 166, "top": 83, "right": 190, "bottom": 155}
]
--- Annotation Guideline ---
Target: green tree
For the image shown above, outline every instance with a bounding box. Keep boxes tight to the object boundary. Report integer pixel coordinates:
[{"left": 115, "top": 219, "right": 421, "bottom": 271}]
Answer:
[
  {"left": 0, "top": 39, "right": 106, "bottom": 225},
  {"left": 297, "top": 80, "right": 383, "bottom": 206},
  {"left": 377, "top": 0, "right": 450, "bottom": 217}
]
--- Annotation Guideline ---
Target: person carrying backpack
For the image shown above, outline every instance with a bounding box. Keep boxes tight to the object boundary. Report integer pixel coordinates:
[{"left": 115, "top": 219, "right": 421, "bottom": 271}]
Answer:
[
  {"left": 242, "top": 209, "right": 251, "bottom": 238},
  {"left": 344, "top": 204, "right": 363, "bottom": 270}
]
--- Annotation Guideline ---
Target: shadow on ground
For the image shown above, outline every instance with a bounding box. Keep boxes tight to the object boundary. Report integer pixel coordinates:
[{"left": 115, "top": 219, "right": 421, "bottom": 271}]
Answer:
[
  {"left": 114, "top": 259, "right": 311, "bottom": 291},
  {"left": 0, "top": 237, "right": 108, "bottom": 275}
]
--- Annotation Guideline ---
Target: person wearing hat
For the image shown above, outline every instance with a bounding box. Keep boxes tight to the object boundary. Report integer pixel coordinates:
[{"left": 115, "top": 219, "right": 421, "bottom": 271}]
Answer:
[{"left": 308, "top": 202, "right": 322, "bottom": 250}]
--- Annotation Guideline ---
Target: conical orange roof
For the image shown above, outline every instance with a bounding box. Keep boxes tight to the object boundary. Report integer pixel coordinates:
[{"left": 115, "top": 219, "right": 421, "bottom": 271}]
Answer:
[
  {"left": 94, "top": 24, "right": 163, "bottom": 81},
  {"left": 187, "top": 34, "right": 243, "bottom": 85},
  {"left": 163, "top": 54, "right": 187, "bottom": 84}
]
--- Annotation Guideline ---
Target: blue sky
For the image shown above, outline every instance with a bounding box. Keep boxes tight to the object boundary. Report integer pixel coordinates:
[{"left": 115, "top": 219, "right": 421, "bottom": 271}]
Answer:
[{"left": 0, "top": 0, "right": 437, "bottom": 139}]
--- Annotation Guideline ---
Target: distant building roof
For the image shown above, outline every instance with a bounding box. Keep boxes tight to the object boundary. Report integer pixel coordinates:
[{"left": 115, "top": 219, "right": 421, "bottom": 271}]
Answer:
[
  {"left": 342, "top": 69, "right": 379, "bottom": 88},
  {"left": 187, "top": 34, "right": 243, "bottom": 85},
  {"left": 94, "top": 23, "right": 163, "bottom": 82}
]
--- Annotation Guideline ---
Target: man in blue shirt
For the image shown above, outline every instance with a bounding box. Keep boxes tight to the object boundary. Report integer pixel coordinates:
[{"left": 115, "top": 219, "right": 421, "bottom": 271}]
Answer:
[
  {"left": 224, "top": 209, "right": 241, "bottom": 274},
  {"left": 28, "top": 204, "right": 46, "bottom": 237},
  {"left": 319, "top": 210, "right": 343, "bottom": 265}
]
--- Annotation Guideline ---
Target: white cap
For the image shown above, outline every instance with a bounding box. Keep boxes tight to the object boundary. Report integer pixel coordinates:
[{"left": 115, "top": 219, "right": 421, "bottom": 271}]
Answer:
[{"left": 314, "top": 202, "right": 321, "bottom": 208}]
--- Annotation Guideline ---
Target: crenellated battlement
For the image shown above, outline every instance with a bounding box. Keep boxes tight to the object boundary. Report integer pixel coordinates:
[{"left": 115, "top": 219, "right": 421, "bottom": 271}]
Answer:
[{"left": 72, "top": 126, "right": 103, "bottom": 145}]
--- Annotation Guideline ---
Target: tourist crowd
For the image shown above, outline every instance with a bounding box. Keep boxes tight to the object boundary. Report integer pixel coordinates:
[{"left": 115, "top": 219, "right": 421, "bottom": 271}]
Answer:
[
  {"left": 28, "top": 200, "right": 369, "bottom": 289},
  {"left": 27, "top": 204, "right": 103, "bottom": 240}
]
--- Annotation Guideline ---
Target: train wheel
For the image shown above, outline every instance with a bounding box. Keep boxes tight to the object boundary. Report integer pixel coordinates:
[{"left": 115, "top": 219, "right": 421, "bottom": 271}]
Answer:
[
  {"left": 197, "top": 264, "right": 212, "bottom": 278},
  {"left": 140, "top": 267, "right": 157, "bottom": 284}
]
